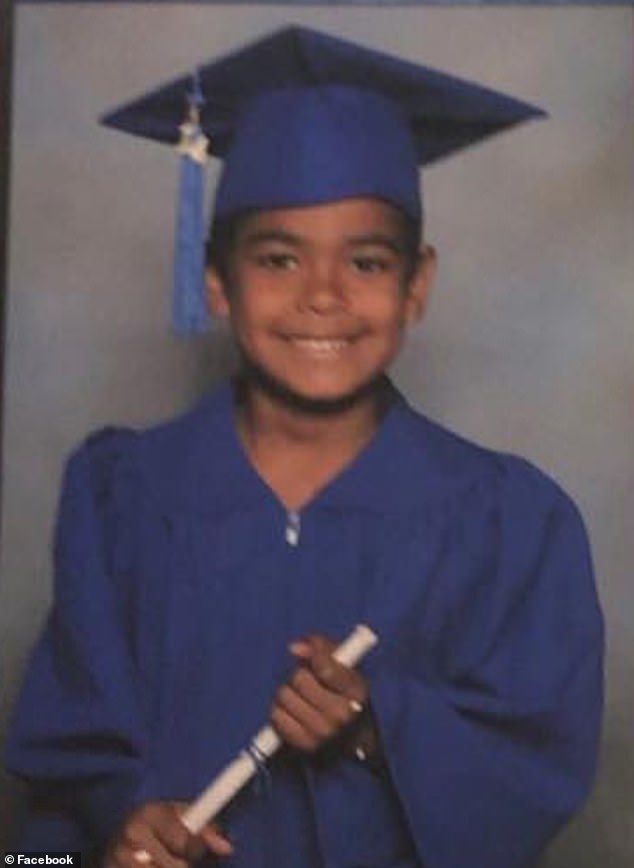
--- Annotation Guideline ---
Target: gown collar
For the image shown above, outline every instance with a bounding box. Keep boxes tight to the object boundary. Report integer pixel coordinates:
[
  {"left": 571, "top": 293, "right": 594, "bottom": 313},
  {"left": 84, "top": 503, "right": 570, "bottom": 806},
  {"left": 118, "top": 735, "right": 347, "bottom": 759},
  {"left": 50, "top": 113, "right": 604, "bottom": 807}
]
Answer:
[{"left": 145, "top": 380, "right": 496, "bottom": 518}]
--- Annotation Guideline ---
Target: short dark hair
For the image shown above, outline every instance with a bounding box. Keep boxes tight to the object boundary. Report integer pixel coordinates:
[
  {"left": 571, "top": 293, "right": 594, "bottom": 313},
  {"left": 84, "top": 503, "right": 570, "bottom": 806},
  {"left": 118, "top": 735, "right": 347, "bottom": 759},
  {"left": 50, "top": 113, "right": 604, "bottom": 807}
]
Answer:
[
  {"left": 205, "top": 211, "right": 250, "bottom": 288},
  {"left": 205, "top": 205, "right": 423, "bottom": 289}
]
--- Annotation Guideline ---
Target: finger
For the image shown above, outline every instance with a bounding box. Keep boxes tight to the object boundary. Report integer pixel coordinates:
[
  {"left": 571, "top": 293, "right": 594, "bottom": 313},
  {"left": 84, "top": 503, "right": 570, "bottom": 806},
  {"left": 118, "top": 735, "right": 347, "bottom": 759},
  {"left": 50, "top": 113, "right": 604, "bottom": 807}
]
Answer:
[
  {"left": 275, "top": 681, "right": 340, "bottom": 740},
  {"left": 152, "top": 806, "right": 195, "bottom": 859},
  {"left": 289, "top": 633, "right": 338, "bottom": 668},
  {"left": 288, "top": 639, "right": 312, "bottom": 659},
  {"left": 295, "top": 641, "right": 368, "bottom": 707},
  {"left": 120, "top": 805, "right": 192, "bottom": 868},
  {"left": 290, "top": 667, "right": 360, "bottom": 732},
  {"left": 199, "top": 824, "right": 234, "bottom": 857},
  {"left": 115, "top": 836, "right": 187, "bottom": 868},
  {"left": 289, "top": 634, "right": 336, "bottom": 658},
  {"left": 128, "top": 852, "right": 152, "bottom": 867},
  {"left": 168, "top": 804, "right": 208, "bottom": 862},
  {"left": 270, "top": 702, "right": 320, "bottom": 752}
]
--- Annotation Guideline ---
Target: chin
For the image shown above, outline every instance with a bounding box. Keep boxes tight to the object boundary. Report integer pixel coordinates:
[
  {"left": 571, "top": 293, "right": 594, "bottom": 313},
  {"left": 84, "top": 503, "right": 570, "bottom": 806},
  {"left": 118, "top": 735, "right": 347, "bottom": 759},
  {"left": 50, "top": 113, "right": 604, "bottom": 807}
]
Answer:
[{"left": 237, "top": 356, "right": 387, "bottom": 416}]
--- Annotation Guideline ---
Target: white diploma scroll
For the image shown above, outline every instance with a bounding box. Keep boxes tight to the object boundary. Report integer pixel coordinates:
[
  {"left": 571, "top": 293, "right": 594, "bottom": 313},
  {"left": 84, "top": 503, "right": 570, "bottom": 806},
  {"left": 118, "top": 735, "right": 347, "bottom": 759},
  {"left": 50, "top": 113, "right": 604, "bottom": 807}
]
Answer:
[{"left": 181, "top": 623, "right": 379, "bottom": 834}]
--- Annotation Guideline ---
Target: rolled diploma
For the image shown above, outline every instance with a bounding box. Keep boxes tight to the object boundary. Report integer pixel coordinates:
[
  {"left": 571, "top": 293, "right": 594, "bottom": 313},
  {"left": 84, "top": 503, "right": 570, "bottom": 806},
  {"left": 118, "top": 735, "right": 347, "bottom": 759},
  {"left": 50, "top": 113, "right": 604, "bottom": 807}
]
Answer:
[{"left": 181, "top": 623, "right": 378, "bottom": 834}]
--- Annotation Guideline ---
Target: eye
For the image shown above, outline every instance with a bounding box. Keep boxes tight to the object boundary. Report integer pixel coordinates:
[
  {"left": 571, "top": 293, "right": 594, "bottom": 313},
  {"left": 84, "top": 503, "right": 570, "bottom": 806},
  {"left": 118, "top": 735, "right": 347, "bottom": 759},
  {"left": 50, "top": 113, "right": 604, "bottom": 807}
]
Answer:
[
  {"left": 350, "top": 254, "right": 395, "bottom": 275},
  {"left": 254, "top": 251, "right": 299, "bottom": 272}
]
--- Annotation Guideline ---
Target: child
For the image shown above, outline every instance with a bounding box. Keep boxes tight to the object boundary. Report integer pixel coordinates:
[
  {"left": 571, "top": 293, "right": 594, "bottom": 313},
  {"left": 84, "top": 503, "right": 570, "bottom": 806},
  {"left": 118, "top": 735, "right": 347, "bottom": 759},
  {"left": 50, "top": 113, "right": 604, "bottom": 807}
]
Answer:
[{"left": 5, "top": 26, "right": 603, "bottom": 868}]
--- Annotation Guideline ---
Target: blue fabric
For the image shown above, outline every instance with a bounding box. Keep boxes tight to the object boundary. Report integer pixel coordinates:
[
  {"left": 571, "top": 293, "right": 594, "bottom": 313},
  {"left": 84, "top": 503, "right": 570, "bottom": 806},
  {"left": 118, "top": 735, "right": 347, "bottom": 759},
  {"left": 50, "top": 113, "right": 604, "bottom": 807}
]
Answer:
[
  {"left": 213, "top": 86, "right": 421, "bottom": 222},
  {"left": 101, "top": 26, "right": 545, "bottom": 222},
  {"left": 99, "top": 26, "right": 546, "bottom": 337},
  {"left": 172, "top": 153, "right": 209, "bottom": 333},
  {"left": 5, "top": 384, "right": 603, "bottom": 866}
]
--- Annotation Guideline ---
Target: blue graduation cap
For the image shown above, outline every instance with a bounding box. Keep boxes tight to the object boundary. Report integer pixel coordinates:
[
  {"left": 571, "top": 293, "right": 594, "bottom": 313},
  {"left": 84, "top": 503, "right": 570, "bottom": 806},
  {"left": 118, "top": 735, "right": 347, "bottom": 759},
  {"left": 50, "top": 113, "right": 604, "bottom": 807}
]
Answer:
[{"left": 101, "top": 26, "right": 546, "bottom": 334}]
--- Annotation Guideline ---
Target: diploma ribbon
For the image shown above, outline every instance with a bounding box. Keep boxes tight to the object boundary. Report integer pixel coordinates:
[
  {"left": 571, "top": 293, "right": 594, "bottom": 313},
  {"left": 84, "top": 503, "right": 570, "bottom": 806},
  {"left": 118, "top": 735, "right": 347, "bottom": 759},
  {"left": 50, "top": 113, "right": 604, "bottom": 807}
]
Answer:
[{"left": 246, "top": 738, "right": 273, "bottom": 797}]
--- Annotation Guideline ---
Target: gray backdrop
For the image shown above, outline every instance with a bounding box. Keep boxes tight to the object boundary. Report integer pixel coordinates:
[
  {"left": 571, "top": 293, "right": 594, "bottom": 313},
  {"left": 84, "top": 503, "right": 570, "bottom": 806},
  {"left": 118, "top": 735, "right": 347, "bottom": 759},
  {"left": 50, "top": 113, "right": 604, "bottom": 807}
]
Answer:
[{"left": 1, "top": 6, "right": 632, "bottom": 864}]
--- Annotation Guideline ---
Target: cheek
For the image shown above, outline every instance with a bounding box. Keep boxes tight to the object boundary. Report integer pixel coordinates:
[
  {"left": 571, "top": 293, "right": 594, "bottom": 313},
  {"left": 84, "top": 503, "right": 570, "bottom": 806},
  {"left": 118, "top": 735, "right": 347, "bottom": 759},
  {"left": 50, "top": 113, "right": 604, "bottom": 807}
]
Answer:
[
  {"left": 228, "top": 301, "right": 287, "bottom": 356},
  {"left": 227, "top": 284, "right": 269, "bottom": 327},
  {"left": 360, "top": 290, "right": 410, "bottom": 331}
]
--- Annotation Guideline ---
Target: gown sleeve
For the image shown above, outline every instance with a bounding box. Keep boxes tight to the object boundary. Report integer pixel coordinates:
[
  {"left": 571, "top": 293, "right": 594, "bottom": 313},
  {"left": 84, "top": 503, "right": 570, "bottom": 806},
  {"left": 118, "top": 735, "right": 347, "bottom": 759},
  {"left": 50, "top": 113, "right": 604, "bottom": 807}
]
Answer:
[
  {"left": 4, "top": 428, "right": 151, "bottom": 851},
  {"left": 367, "top": 456, "right": 604, "bottom": 868}
]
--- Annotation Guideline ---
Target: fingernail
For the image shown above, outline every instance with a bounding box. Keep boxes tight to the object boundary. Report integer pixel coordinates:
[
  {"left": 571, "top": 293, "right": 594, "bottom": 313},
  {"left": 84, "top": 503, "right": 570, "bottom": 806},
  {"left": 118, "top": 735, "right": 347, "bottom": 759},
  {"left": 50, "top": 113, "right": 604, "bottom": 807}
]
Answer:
[{"left": 289, "top": 641, "right": 309, "bottom": 656}]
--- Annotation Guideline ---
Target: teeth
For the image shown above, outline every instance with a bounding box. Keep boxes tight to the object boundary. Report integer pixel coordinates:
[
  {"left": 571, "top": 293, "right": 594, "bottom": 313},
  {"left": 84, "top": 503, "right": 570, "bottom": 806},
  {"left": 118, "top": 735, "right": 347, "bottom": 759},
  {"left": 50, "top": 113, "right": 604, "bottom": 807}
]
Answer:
[{"left": 291, "top": 338, "right": 349, "bottom": 353}]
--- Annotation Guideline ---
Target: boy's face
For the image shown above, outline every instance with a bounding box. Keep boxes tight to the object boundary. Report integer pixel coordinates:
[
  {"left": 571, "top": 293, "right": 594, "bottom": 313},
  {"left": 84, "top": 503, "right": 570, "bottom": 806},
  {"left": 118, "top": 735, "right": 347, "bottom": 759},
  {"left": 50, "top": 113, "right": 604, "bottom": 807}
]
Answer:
[{"left": 207, "top": 197, "right": 435, "bottom": 406}]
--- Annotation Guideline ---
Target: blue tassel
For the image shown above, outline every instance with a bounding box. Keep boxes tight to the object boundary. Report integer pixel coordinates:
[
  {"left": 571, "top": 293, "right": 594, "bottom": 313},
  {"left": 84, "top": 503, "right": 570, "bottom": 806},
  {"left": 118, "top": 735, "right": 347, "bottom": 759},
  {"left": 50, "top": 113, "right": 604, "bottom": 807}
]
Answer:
[{"left": 172, "top": 72, "right": 209, "bottom": 335}]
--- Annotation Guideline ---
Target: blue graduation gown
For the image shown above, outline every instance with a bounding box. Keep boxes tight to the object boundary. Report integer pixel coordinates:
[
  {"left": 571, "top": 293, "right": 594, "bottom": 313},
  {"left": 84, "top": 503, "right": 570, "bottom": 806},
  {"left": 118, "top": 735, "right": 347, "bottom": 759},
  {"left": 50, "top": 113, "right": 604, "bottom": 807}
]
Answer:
[{"left": 5, "top": 383, "right": 603, "bottom": 867}]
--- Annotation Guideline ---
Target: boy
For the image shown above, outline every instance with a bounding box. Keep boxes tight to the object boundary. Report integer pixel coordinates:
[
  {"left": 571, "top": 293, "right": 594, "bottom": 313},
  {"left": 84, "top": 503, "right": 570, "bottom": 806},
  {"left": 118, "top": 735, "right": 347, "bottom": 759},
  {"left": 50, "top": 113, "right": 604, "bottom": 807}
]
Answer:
[{"left": 5, "top": 26, "right": 603, "bottom": 868}]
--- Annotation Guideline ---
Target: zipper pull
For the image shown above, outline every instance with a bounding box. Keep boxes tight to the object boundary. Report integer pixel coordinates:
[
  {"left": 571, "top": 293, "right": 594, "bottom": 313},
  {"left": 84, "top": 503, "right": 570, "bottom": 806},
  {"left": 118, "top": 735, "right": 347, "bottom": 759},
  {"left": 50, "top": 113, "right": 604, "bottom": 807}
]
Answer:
[{"left": 285, "top": 510, "right": 301, "bottom": 547}]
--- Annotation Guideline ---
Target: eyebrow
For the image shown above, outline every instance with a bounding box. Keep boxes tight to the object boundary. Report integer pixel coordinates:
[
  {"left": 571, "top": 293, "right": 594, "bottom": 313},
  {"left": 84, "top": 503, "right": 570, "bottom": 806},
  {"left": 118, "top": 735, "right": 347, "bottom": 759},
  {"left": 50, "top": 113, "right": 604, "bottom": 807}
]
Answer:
[
  {"left": 345, "top": 233, "right": 404, "bottom": 253},
  {"left": 241, "top": 229, "right": 404, "bottom": 253},
  {"left": 241, "top": 229, "right": 303, "bottom": 248}
]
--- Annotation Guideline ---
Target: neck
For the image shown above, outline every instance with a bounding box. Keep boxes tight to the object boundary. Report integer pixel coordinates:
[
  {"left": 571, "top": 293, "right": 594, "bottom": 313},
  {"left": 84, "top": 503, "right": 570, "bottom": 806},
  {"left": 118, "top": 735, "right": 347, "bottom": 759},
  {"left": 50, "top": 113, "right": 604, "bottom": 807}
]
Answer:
[
  {"left": 233, "top": 374, "right": 391, "bottom": 509},
  {"left": 240, "top": 389, "right": 378, "bottom": 446}
]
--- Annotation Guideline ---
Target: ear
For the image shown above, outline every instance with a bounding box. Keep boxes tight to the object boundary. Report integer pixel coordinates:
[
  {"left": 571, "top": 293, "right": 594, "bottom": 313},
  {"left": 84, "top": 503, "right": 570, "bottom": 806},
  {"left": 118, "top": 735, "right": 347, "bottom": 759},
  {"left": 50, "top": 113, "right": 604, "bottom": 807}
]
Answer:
[
  {"left": 206, "top": 267, "right": 232, "bottom": 319},
  {"left": 404, "top": 244, "right": 437, "bottom": 325}
]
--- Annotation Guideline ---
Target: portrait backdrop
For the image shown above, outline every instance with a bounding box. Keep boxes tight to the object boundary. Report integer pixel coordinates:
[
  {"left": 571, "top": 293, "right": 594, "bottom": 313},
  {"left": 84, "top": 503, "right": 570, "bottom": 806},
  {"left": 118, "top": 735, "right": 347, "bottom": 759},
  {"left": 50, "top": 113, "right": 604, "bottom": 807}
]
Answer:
[{"left": 1, "top": 5, "right": 632, "bottom": 864}]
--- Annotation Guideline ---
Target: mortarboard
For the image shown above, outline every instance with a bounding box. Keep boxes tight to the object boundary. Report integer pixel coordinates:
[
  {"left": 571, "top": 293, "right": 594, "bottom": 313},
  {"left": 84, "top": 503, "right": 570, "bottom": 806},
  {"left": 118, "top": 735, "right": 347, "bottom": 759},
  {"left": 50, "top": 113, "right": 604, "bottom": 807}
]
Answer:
[{"left": 101, "top": 26, "right": 546, "bottom": 334}]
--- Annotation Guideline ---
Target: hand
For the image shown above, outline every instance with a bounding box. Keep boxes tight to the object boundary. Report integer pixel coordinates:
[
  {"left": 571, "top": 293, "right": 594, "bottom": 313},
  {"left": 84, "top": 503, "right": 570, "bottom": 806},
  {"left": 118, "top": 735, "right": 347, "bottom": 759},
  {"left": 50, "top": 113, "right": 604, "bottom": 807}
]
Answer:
[
  {"left": 270, "top": 634, "right": 370, "bottom": 754},
  {"left": 104, "top": 801, "right": 233, "bottom": 868}
]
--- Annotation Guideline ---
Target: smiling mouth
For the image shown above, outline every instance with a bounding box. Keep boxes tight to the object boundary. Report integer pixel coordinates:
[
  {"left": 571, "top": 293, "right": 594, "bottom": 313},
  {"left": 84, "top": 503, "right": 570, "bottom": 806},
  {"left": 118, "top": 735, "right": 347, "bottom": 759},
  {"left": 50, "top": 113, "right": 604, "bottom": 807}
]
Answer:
[{"left": 285, "top": 336, "right": 356, "bottom": 357}]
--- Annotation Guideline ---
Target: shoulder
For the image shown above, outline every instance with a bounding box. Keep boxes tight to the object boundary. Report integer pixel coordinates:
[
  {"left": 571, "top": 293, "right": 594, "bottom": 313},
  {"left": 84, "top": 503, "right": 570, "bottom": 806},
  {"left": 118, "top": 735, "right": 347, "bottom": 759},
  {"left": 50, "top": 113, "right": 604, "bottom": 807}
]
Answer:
[
  {"left": 401, "top": 406, "right": 599, "bottom": 625},
  {"left": 395, "top": 398, "right": 582, "bottom": 522},
  {"left": 61, "top": 385, "right": 229, "bottom": 504},
  {"left": 71, "top": 383, "right": 229, "bottom": 469}
]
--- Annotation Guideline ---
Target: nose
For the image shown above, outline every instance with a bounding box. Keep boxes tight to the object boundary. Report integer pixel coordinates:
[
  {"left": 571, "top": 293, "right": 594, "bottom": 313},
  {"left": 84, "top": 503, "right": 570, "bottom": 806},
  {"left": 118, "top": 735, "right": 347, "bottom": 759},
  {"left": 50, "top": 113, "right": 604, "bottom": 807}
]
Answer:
[{"left": 298, "top": 261, "right": 345, "bottom": 314}]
